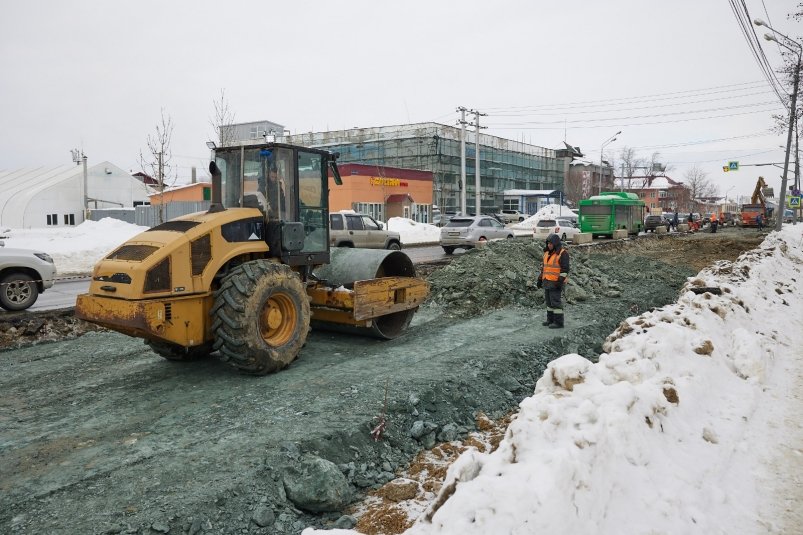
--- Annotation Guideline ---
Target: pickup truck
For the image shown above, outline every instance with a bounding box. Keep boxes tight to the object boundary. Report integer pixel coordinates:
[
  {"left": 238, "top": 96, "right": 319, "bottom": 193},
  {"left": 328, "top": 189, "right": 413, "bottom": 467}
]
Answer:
[{"left": 329, "top": 212, "right": 402, "bottom": 250}]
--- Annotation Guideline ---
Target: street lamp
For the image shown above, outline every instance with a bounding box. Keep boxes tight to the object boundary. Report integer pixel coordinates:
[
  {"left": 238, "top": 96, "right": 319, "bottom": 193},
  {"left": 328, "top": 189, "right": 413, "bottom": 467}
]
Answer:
[
  {"left": 755, "top": 19, "right": 802, "bottom": 230},
  {"left": 599, "top": 131, "right": 621, "bottom": 195}
]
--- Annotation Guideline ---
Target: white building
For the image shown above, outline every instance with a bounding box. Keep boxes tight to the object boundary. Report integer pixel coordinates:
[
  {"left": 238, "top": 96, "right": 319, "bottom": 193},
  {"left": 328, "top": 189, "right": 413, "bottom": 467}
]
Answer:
[{"left": 0, "top": 162, "right": 151, "bottom": 229}]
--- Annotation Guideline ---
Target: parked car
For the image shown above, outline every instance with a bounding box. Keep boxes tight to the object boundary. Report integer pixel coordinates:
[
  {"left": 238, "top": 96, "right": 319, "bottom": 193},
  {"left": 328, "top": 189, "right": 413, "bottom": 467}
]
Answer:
[
  {"left": 329, "top": 212, "right": 402, "bottom": 250},
  {"left": 644, "top": 215, "right": 670, "bottom": 233},
  {"left": 533, "top": 218, "right": 580, "bottom": 243},
  {"left": 0, "top": 241, "right": 57, "bottom": 311},
  {"left": 496, "top": 210, "right": 527, "bottom": 224},
  {"left": 439, "top": 215, "right": 514, "bottom": 254}
]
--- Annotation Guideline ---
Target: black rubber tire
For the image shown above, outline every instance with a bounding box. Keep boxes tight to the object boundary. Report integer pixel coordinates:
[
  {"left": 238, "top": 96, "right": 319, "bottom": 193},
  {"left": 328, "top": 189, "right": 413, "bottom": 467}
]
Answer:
[
  {"left": 443, "top": 246, "right": 455, "bottom": 255},
  {"left": 561, "top": 233, "right": 567, "bottom": 241},
  {"left": 0, "top": 272, "right": 38, "bottom": 311},
  {"left": 210, "top": 260, "right": 309, "bottom": 375},
  {"left": 145, "top": 339, "right": 211, "bottom": 362},
  {"left": 338, "top": 243, "right": 354, "bottom": 248},
  {"left": 506, "top": 234, "right": 514, "bottom": 239},
  {"left": 518, "top": 217, "right": 525, "bottom": 222},
  {"left": 387, "top": 241, "right": 402, "bottom": 250}
]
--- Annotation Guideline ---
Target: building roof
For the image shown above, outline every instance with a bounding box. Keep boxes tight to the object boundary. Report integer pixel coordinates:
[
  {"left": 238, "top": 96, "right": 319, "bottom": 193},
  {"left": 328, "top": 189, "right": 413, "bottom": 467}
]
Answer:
[
  {"left": 337, "top": 163, "right": 433, "bottom": 181},
  {"left": 503, "top": 189, "right": 561, "bottom": 196},
  {"left": 147, "top": 181, "right": 211, "bottom": 198},
  {"left": 0, "top": 164, "right": 85, "bottom": 227},
  {"left": 385, "top": 193, "right": 414, "bottom": 203},
  {"left": 615, "top": 175, "right": 685, "bottom": 190}
]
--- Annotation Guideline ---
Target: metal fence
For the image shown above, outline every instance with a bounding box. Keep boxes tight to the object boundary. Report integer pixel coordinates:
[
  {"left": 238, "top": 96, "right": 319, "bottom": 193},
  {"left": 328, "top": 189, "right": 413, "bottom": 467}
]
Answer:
[{"left": 88, "top": 201, "right": 211, "bottom": 228}]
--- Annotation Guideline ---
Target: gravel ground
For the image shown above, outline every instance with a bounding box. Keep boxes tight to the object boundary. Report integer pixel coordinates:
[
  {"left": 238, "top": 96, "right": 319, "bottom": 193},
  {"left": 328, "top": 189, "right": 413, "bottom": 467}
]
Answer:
[{"left": 0, "top": 229, "right": 764, "bottom": 534}]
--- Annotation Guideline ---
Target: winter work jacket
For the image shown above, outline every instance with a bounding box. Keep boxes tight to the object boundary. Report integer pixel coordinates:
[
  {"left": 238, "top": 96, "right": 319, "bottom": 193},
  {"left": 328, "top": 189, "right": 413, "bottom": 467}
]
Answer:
[{"left": 539, "top": 234, "right": 570, "bottom": 288}]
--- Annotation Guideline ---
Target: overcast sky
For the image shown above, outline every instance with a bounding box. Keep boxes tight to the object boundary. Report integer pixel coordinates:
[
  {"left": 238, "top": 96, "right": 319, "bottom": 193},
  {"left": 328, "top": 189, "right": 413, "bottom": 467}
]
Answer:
[{"left": 1, "top": 0, "right": 800, "bottom": 199}]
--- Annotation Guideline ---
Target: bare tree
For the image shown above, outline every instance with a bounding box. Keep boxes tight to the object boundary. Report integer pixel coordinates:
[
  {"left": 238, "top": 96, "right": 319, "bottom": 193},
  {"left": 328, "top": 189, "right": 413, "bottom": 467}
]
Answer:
[
  {"left": 564, "top": 166, "right": 593, "bottom": 205},
  {"left": 139, "top": 109, "right": 174, "bottom": 223},
  {"left": 683, "top": 165, "right": 718, "bottom": 200},
  {"left": 210, "top": 89, "right": 236, "bottom": 146}
]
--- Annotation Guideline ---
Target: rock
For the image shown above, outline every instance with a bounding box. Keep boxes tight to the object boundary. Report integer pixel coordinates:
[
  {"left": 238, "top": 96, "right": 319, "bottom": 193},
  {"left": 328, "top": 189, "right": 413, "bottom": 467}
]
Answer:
[
  {"left": 187, "top": 519, "right": 202, "bottom": 535},
  {"left": 409, "top": 420, "right": 425, "bottom": 439},
  {"left": 251, "top": 506, "right": 275, "bottom": 527},
  {"left": 150, "top": 520, "right": 169, "bottom": 533},
  {"left": 408, "top": 393, "right": 420, "bottom": 405},
  {"left": 333, "top": 515, "right": 357, "bottom": 529},
  {"left": 422, "top": 432, "right": 436, "bottom": 449},
  {"left": 282, "top": 454, "right": 352, "bottom": 512},
  {"left": 437, "top": 423, "right": 459, "bottom": 442},
  {"left": 23, "top": 319, "right": 45, "bottom": 336}
]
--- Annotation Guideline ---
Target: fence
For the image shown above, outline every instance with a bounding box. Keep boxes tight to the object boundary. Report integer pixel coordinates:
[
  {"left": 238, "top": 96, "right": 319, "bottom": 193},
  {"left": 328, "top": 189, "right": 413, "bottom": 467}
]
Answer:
[{"left": 88, "top": 201, "right": 211, "bottom": 228}]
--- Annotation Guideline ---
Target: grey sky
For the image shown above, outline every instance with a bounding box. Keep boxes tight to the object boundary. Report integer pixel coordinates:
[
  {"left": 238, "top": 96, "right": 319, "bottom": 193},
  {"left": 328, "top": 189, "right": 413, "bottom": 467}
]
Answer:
[{"left": 1, "top": 0, "right": 799, "bottom": 199}]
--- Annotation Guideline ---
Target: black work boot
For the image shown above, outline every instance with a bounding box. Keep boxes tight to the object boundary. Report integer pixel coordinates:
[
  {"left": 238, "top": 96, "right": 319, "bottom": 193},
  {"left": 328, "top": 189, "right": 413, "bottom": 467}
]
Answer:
[
  {"left": 549, "top": 313, "right": 564, "bottom": 329},
  {"left": 542, "top": 311, "right": 554, "bottom": 326}
]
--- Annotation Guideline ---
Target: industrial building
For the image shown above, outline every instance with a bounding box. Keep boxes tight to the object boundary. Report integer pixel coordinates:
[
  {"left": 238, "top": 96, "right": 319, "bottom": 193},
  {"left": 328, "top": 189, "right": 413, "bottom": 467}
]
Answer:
[
  {"left": 223, "top": 122, "right": 574, "bottom": 220},
  {"left": 0, "top": 162, "right": 151, "bottom": 229}
]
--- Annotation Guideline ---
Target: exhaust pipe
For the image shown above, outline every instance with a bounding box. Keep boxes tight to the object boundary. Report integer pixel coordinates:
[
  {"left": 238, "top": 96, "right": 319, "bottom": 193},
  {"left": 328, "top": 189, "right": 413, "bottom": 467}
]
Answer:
[{"left": 208, "top": 161, "right": 225, "bottom": 213}]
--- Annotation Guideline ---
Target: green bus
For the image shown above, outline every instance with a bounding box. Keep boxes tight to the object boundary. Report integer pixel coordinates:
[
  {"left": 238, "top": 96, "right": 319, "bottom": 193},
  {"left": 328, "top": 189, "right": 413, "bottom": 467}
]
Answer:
[{"left": 578, "top": 192, "right": 646, "bottom": 237}]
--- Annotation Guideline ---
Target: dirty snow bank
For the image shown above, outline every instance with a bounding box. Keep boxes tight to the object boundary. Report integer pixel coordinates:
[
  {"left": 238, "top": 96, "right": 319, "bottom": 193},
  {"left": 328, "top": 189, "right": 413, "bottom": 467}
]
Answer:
[
  {"left": 387, "top": 218, "right": 440, "bottom": 244},
  {"left": 304, "top": 226, "right": 803, "bottom": 534}
]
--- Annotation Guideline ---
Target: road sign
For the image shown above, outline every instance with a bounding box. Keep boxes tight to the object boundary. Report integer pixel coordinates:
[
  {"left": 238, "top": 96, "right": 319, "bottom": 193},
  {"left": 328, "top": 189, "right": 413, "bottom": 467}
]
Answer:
[
  {"left": 722, "top": 166, "right": 729, "bottom": 172},
  {"left": 728, "top": 161, "right": 739, "bottom": 171},
  {"left": 788, "top": 196, "right": 801, "bottom": 208}
]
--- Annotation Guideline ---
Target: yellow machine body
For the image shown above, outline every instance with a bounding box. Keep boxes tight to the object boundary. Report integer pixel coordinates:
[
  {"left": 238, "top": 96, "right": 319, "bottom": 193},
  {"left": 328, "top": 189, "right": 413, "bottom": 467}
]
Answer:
[{"left": 76, "top": 208, "right": 428, "bottom": 347}]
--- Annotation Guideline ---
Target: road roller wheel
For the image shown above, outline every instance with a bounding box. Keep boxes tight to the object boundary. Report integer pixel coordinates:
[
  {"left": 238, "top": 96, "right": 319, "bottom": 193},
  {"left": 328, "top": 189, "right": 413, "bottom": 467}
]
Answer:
[
  {"left": 145, "top": 339, "right": 211, "bottom": 362},
  {"left": 211, "top": 260, "right": 310, "bottom": 375}
]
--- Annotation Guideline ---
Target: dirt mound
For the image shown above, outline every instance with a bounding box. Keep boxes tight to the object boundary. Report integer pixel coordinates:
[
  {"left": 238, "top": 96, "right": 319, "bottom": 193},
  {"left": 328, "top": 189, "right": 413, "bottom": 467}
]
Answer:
[{"left": 426, "top": 239, "right": 688, "bottom": 317}]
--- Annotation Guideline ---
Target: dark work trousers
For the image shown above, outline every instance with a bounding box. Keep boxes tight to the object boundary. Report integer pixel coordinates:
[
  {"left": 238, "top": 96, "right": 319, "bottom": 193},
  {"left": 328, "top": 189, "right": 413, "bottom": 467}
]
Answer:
[{"left": 544, "top": 285, "right": 563, "bottom": 314}]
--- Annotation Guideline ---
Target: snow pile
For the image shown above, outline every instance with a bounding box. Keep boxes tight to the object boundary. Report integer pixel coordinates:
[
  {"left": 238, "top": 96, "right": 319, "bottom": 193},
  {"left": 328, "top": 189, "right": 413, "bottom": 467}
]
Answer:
[
  {"left": 511, "top": 204, "right": 575, "bottom": 230},
  {"left": 0, "top": 218, "right": 148, "bottom": 275},
  {"left": 388, "top": 217, "right": 440, "bottom": 245},
  {"left": 304, "top": 226, "right": 803, "bottom": 534}
]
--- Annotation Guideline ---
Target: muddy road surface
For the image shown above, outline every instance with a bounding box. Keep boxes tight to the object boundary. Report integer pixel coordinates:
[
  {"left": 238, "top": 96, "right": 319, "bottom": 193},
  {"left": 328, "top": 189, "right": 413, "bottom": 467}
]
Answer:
[{"left": 1, "top": 230, "right": 763, "bottom": 534}]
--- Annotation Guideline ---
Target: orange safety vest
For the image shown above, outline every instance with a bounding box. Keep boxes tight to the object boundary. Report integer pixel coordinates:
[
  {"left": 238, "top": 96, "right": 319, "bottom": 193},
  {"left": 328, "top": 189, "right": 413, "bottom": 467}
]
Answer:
[{"left": 542, "top": 249, "right": 567, "bottom": 282}]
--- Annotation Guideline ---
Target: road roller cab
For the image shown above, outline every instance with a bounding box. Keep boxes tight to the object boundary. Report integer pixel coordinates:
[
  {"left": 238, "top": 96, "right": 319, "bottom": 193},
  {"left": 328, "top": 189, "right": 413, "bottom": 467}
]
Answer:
[{"left": 76, "top": 142, "right": 428, "bottom": 375}]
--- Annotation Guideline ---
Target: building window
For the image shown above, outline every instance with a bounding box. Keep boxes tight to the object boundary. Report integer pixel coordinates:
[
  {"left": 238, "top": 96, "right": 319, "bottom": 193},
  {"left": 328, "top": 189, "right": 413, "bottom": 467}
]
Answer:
[
  {"left": 68, "top": 214, "right": 75, "bottom": 225},
  {"left": 503, "top": 199, "right": 520, "bottom": 211},
  {"left": 353, "top": 202, "right": 383, "bottom": 222},
  {"left": 47, "top": 214, "right": 53, "bottom": 225},
  {"left": 203, "top": 187, "right": 211, "bottom": 201},
  {"left": 46, "top": 213, "right": 58, "bottom": 226},
  {"left": 659, "top": 190, "right": 667, "bottom": 198},
  {"left": 411, "top": 203, "right": 431, "bottom": 223}
]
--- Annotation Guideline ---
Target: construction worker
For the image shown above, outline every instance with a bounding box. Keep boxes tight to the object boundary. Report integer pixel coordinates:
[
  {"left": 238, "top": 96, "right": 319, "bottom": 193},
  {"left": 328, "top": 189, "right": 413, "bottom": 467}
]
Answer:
[{"left": 536, "top": 233, "right": 570, "bottom": 329}]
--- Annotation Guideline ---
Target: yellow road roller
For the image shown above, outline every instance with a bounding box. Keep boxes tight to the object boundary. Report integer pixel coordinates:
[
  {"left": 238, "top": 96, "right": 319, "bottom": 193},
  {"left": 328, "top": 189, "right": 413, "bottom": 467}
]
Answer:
[{"left": 76, "top": 143, "right": 428, "bottom": 374}]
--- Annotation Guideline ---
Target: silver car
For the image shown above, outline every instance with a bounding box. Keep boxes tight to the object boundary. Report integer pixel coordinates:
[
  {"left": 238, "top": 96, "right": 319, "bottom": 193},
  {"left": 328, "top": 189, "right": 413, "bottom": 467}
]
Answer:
[
  {"left": 0, "top": 240, "right": 57, "bottom": 311},
  {"left": 439, "top": 216, "right": 514, "bottom": 254}
]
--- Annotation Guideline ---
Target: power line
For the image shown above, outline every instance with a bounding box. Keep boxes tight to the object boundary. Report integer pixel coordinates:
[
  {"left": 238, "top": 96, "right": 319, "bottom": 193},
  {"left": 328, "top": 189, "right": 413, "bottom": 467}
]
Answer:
[
  {"left": 489, "top": 90, "right": 777, "bottom": 117},
  {"left": 486, "top": 101, "right": 783, "bottom": 126},
  {"left": 728, "top": 0, "right": 788, "bottom": 106},
  {"left": 486, "top": 107, "right": 782, "bottom": 130},
  {"left": 628, "top": 131, "right": 776, "bottom": 150},
  {"left": 482, "top": 80, "right": 769, "bottom": 112}
]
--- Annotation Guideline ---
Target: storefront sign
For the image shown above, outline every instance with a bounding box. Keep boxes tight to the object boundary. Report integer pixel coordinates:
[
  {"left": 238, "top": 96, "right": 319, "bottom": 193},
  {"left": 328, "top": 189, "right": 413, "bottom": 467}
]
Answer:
[{"left": 369, "top": 177, "right": 408, "bottom": 187}]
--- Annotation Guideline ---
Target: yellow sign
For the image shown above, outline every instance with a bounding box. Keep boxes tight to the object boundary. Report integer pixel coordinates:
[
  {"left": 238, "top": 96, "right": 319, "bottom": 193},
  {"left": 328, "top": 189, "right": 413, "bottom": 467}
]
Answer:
[
  {"left": 722, "top": 166, "right": 729, "bottom": 172},
  {"left": 369, "top": 177, "right": 402, "bottom": 187}
]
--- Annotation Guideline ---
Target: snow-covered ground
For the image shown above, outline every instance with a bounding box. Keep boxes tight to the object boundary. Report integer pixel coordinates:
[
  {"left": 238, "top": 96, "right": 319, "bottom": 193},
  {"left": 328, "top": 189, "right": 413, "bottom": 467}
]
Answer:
[
  {"left": 0, "top": 219, "right": 148, "bottom": 275},
  {"left": 305, "top": 225, "right": 803, "bottom": 535}
]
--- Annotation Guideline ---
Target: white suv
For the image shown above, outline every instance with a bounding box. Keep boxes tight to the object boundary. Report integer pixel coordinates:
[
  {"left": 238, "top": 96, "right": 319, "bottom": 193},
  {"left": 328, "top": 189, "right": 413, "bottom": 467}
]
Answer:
[
  {"left": 0, "top": 241, "right": 57, "bottom": 311},
  {"left": 533, "top": 218, "right": 580, "bottom": 243}
]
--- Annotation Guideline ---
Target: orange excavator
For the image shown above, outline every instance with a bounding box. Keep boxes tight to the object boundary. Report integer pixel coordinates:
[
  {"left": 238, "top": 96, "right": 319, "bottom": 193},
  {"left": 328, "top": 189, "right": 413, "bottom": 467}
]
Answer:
[{"left": 740, "top": 176, "right": 772, "bottom": 227}]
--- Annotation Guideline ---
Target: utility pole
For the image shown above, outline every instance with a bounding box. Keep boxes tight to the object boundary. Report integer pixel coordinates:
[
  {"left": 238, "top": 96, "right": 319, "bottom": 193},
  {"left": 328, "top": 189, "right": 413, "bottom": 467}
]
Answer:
[
  {"left": 82, "top": 153, "right": 88, "bottom": 221},
  {"left": 470, "top": 109, "right": 487, "bottom": 215},
  {"left": 776, "top": 55, "right": 799, "bottom": 231},
  {"left": 457, "top": 106, "right": 468, "bottom": 214}
]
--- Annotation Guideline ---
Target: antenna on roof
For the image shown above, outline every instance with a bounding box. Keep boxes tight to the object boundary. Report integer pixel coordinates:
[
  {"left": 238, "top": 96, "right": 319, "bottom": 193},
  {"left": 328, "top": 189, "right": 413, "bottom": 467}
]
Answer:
[{"left": 70, "top": 148, "right": 82, "bottom": 165}]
